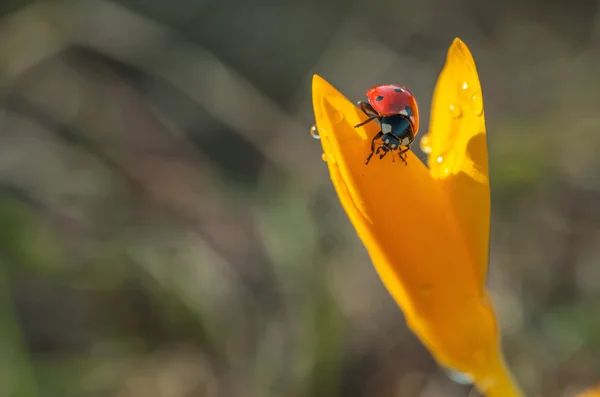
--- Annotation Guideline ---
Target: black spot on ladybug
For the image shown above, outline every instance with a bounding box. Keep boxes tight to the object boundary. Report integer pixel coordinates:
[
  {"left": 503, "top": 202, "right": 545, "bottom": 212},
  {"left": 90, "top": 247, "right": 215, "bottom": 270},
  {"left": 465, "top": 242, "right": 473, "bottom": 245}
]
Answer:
[
  {"left": 394, "top": 88, "right": 404, "bottom": 93},
  {"left": 375, "top": 95, "right": 384, "bottom": 101}
]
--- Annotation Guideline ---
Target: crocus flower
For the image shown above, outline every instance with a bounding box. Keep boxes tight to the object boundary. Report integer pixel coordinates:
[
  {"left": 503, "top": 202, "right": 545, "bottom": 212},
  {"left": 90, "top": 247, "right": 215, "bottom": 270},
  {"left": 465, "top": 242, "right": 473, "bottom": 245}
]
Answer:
[{"left": 311, "top": 38, "right": 524, "bottom": 396}]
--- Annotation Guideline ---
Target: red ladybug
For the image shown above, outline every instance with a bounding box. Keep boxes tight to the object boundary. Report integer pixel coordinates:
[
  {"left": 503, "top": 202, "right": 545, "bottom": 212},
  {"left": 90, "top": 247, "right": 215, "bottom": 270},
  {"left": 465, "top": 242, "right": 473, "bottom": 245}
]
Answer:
[{"left": 354, "top": 84, "right": 420, "bottom": 165}]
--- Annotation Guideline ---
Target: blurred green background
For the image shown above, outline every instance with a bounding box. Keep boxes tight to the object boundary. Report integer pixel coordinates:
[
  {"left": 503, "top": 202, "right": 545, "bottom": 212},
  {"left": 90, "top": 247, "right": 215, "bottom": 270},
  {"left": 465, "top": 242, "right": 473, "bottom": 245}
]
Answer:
[{"left": 0, "top": 1, "right": 599, "bottom": 396}]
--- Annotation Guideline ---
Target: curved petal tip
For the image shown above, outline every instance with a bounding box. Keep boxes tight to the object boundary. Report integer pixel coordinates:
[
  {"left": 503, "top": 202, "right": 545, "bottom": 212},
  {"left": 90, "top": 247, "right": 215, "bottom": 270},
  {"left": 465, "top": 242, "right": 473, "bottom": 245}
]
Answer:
[
  {"left": 451, "top": 37, "right": 466, "bottom": 48},
  {"left": 312, "top": 74, "right": 329, "bottom": 92},
  {"left": 447, "top": 38, "right": 477, "bottom": 71}
]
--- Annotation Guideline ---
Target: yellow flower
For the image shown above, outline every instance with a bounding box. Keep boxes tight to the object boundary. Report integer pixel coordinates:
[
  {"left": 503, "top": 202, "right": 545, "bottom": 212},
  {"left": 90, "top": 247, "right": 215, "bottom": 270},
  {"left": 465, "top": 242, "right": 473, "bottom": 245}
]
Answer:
[{"left": 311, "top": 38, "right": 524, "bottom": 396}]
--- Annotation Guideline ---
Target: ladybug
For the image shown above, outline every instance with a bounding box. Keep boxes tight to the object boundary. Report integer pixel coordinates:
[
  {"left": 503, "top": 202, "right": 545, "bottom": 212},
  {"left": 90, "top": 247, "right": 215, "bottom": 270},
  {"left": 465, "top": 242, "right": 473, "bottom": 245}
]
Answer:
[{"left": 354, "top": 84, "right": 419, "bottom": 165}]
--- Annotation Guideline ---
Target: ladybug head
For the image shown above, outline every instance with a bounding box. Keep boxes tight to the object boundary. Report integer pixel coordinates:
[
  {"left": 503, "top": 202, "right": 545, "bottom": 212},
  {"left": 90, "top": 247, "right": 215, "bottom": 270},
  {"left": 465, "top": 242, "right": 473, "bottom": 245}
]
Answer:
[{"left": 381, "top": 116, "right": 414, "bottom": 147}]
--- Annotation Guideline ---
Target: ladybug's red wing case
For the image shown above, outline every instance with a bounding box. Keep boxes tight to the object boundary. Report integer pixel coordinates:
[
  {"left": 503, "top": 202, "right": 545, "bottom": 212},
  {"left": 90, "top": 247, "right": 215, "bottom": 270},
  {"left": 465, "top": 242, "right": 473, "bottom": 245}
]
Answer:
[
  {"left": 366, "top": 84, "right": 420, "bottom": 135},
  {"left": 354, "top": 83, "right": 421, "bottom": 166},
  {"left": 366, "top": 85, "right": 408, "bottom": 115}
]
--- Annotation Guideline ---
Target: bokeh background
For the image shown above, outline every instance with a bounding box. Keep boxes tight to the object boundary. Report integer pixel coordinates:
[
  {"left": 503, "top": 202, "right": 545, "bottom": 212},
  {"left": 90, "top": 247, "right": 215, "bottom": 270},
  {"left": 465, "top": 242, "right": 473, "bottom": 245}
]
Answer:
[{"left": 1, "top": 1, "right": 600, "bottom": 396}]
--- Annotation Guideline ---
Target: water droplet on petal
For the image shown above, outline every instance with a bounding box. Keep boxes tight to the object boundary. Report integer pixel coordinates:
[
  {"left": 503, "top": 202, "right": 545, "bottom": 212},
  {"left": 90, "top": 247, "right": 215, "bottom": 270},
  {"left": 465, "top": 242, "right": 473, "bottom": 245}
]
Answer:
[
  {"left": 436, "top": 156, "right": 443, "bottom": 163},
  {"left": 310, "top": 125, "right": 320, "bottom": 139},
  {"left": 461, "top": 81, "right": 469, "bottom": 90},
  {"left": 444, "top": 367, "right": 475, "bottom": 385},
  {"left": 449, "top": 104, "right": 462, "bottom": 118},
  {"left": 324, "top": 95, "right": 346, "bottom": 124},
  {"left": 420, "top": 135, "right": 432, "bottom": 154},
  {"left": 471, "top": 93, "right": 483, "bottom": 116},
  {"left": 328, "top": 154, "right": 336, "bottom": 164},
  {"left": 330, "top": 110, "right": 344, "bottom": 123},
  {"left": 321, "top": 153, "right": 327, "bottom": 162}
]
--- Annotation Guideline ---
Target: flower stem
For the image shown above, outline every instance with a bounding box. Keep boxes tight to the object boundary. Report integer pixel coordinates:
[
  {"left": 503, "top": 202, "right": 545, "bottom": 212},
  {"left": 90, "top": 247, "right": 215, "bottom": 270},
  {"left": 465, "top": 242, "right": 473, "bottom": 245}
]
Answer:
[{"left": 476, "top": 354, "right": 526, "bottom": 397}]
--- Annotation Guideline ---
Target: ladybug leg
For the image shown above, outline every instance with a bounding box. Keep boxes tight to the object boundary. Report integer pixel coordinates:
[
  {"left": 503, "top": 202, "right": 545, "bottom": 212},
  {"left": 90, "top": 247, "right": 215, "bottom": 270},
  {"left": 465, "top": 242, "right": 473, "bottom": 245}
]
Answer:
[
  {"left": 375, "top": 145, "right": 390, "bottom": 160},
  {"left": 378, "top": 148, "right": 389, "bottom": 160},
  {"left": 365, "top": 131, "right": 383, "bottom": 165},
  {"left": 371, "top": 131, "right": 383, "bottom": 152},
  {"left": 354, "top": 101, "right": 380, "bottom": 128},
  {"left": 398, "top": 154, "right": 408, "bottom": 165},
  {"left": 396, "top": 146, "right": 410, "bottom": 165},
  {"left": 397, "top": 146, "right": 410, "bottom": 156},
  {"left": 354, "top": 115, "right": 379, "bottom": 128}
]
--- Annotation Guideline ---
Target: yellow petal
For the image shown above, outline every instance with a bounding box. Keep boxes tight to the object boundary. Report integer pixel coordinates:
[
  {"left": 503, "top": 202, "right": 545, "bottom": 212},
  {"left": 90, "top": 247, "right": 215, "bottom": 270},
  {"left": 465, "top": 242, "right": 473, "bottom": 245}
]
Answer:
[
  {"left": 423, "top": 38, "right": 490, "bottom": 289},
  {"left": 312, "top": 74, "right": 501, "bottom": 383}
]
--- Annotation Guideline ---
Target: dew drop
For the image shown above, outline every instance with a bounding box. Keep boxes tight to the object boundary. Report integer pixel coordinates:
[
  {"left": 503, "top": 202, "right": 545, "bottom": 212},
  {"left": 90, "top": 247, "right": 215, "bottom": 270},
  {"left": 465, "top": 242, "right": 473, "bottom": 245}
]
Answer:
[
  {"left": 310, "top": 125, "right": 320, "bottom": 140},
  {"left": 332, "top": 111, "right": 344, "bottom": 123},
  {"left": 324, "top": 95, "right": 346, "bottom": 124},
  {"left": 471, "top": 93, "right": 483, "bottom": 116},
  {"left": 420, "top": 135, "right": 432, "bottom": 154},
  {"left": 328, "top": 154, "right": 337, "bottom": 164},
  {"left": 461, "top": 81, "right": 469, "bottom": 90},
  {"left": 444, "top": 368, "right": 475, "bottom": 385},
  {"left": 436, "top": 156, "right": 443, "bottom": 163},
  {"left": 321, "top": 153, "right": 327, "bottom": 162},
  {"left": 449, "top": 104, "right": 462, "bottom": 118}
]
